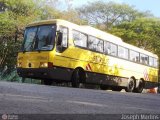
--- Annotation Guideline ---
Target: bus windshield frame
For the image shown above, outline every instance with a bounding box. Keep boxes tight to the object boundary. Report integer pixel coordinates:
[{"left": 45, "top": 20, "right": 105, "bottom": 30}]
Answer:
[{"left": 21, "top": 24, "right": 56, "bottom": 52}]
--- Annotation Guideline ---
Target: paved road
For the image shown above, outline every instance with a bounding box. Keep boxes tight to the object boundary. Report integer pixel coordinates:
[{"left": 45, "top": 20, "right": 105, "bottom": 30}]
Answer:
[{"left": 0, "top": 81, "right": 160, "bottom": 119}]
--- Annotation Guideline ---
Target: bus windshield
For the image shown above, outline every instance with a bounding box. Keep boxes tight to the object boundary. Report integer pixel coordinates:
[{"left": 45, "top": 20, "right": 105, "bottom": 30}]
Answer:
[{"left": 22, "top": 25, "right": 56, "bottom": 52}]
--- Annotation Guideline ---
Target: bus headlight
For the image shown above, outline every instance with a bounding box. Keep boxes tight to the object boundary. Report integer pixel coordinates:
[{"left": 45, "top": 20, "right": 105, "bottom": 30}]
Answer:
[{"left": 39, "top": 62, "right": 53, "bottom": 68}]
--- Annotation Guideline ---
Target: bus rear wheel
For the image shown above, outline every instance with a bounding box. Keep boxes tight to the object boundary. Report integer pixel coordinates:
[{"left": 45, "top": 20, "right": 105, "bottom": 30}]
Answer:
[
  {"left": 133, "top": 79, "right": 144, "bottom": 93},
  {"left": 125, "top": 78, "right": 135, "bottom": 92}
]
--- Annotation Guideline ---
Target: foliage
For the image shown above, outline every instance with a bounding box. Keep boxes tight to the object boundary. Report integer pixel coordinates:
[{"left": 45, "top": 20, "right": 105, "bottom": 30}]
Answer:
[
  {"left": 0, "top": 0, "right": 160, "bottom": 82},
  {"left": 60, "top": 9, "right": 87, "bottom": 25},
  {"left": 109, "top": 18, "right": 160, "bottom": 54},
  {"left": 78, "top": 1, "right": 153, "bottom": 30},
  {"left": 0, "top": 0, "right": 41, "bottom": 72},
  {"left": 0, "top": 0, "right": 71, "bottom": 77},
  {"left": 39, "top": 5, "right": 61, "bottom": 20},
  {"left": 78, "top": 0, "right": 160, "bottom": 71}
]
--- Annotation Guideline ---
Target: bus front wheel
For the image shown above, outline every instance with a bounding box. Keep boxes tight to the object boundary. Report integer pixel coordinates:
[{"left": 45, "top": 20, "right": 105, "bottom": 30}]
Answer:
[
  {"left": 71, "top": 69, "right": 85, "bottom": 88},
  {"left": 125, "top": 78, "right": 135, "bottom": 92}
]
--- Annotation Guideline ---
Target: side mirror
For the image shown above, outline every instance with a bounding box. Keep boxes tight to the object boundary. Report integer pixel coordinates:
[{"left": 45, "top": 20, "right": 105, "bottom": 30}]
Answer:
[{"left": 56, "top": 31, "right": 63, "bottom": 46}]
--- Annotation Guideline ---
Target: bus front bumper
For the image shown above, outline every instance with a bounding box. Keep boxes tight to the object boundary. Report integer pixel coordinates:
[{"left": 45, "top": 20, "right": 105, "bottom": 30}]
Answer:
[{"left": 17, "top": 67, "right": 73, "bottom": 81}]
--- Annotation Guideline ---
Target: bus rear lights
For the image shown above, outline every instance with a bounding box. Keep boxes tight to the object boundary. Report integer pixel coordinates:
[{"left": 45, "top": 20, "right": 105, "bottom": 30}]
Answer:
[
  {"left": 39, "top": 62, "right": 53, "bottom": 68},
  {"left": 48, "top": 62, "right": 54, "bottom": 68}
]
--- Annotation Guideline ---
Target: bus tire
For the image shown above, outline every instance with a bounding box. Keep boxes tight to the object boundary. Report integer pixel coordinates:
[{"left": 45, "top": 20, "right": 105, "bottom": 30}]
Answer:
[
  {"left": 71, "top": 69, "right": 84, "bottom": 88},
  {"left": 125, "top": 78, "right": 135, "bottom": 92},
  {"left": 133, "top": 79, "right": 144, "bottom": 93}
]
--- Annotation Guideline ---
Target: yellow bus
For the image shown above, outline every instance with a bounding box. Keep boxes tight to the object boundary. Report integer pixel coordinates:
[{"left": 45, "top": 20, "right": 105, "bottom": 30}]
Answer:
[{"left": 17, "top": 19, "right": 158, "bottom": 93}]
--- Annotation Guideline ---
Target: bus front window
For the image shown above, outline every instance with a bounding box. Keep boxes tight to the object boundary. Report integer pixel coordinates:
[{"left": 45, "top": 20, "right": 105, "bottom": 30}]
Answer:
[{"left": 22, "top": 25, "right": 56, "bottom": 52}]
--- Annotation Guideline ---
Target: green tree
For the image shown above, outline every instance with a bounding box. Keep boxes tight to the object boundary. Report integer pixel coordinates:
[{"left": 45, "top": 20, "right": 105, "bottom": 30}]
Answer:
[
  {"left": 39, "top": 5, "right": 61, "bottom": 20},
  {"left": 78, "top": 1, "right": 152, "bottom": 30},
  {"left": 60, "top": 9, "right": 87, "bottom": 25},
  {"left": 110, "top": 18, "right": 160, "bottom": 54},
  {"left": 0, "top": 0, "right": 42, "bottom": 71}
]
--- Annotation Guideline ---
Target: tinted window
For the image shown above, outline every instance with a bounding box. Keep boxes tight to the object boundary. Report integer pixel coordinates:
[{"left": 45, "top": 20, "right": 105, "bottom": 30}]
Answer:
[
  {"left": 140, "top": 54, "right": 148, "bottom": 65},
  {"left": 154, "top": 58, "right": 158, "bottom": 68},
  {"left": 118, "top": 46, "right": 128, "bottom": 59},
  {"left": 149, "top": 57, "right": 154, "bottom": 66},
  {"left": 130, "top": 50, "right": 139, "bottom": 62},
  {"left": 104, "top": 42, "right": 117, "bottom": 56},
  {"left": 59, "top": 26, "right": 68, "bottom": 47},
  {"left": 22, "top": 25, "right": 55, "bottom": 51},
  {"left": 73, "top": 30, "right": 87, "bottom": 48},
  {"left": 23, "top": 27, "right": 37, "bottom": 51},
  {"left": 88, "top": 36, "right": 103, "bottom": 52},
  {"left": 36, "top": 26, "right": 54, "bottom": 50}
]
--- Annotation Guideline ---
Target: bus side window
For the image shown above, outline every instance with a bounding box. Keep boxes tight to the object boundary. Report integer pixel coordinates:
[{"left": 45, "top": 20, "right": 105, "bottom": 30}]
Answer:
[
  {"left": 97, "top": 39, "right": 103, "bottom": 53},
  {"left": 88, "top": 36, "right": 103, "bottom": 52},
  {"left": 56, "top": 26, "right": 68, "bottom": 52},
  {"left": 140, "top": 54, "right": 149, "bottom": 65},
  {"left": 118, "top": 46, "right": 128, "bottom": 59},
  {"left": 110, "top": 43, "right": 117, "bottom": 56},
  {"left": 104, "top": 41, "right": 111, "bottom": 54},
  {"left": 154, "top": 58, "right": 158, "bottom": 68},
  {"left": 73, "top": 30, "right": 87, "bottom": 48},
  {"left": 129, "top": 50, "right": 139, "bottom": 62},
  {"left": 104, "top": 41, "right": 117, "bottom": 56},
  {"left": 59, "top": 26, "right": 68, "bottom": 48},
  {"left": 88, "top": 36, "right": 96, "bottom": 51},
  {"left": 149, "top": 57, "right": 154, "bottom": 66}
]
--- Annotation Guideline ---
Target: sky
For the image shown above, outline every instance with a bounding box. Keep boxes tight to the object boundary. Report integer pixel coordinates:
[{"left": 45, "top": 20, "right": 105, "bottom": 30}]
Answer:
[{"left": 71, "top": 0, "right": 160, "bottom": 18}]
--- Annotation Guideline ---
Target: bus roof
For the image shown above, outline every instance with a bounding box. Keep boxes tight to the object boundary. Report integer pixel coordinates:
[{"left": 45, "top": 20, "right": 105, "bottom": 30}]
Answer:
[
  {"left": 80, "top": 26, "right": 123, "bottom": 44},
  {"left": 123, "top": 42, "right": 158, "bottom": 58},
  {"left": 27, "top": 19, "right": 122, "bottom": 43},
  {"left": 27, "top": 19, "right": 158, "bottom": 58}
]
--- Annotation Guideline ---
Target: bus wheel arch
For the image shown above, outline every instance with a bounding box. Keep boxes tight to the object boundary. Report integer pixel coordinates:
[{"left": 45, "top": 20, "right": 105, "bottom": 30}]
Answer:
[
  {"left": 125, "top": 76, "right": 136, "bottom": 92},
  {"left": 71, "top": 67, "right": 86, "bottom": 88}
]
